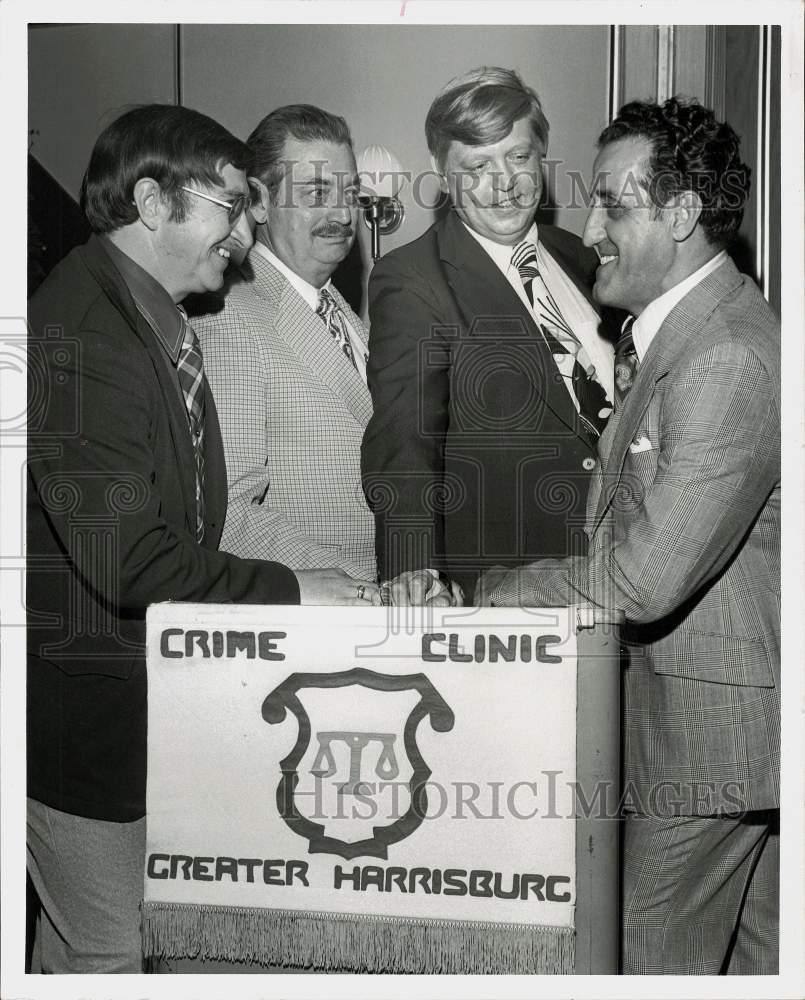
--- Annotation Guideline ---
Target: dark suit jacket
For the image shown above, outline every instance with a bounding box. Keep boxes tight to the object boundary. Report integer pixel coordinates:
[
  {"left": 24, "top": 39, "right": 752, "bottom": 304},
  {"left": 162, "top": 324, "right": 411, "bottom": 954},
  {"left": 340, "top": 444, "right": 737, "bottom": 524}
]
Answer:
[
  {"left": 27, "top": 235, "right": 300, "bottom": 821},
  {"left": 484, "top": 258, "right": 780, "bottom": 814},
  {"left": 361, "top": 210, "right": 619, "bottom": 595}
]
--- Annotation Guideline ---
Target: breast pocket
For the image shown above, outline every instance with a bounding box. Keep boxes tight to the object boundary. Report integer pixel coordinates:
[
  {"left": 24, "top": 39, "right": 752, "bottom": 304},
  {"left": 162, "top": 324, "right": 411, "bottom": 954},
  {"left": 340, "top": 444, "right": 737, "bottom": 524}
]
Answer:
[{"left": 624, "top": 400, "right": 661, "bottom": 476}]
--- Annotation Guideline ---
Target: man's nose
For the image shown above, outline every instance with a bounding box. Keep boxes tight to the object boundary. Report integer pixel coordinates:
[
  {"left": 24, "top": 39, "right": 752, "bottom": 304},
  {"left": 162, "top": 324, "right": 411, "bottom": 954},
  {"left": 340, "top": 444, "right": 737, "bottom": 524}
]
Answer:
[
  {"left": 330, "top": 197, "right": 354, "bottom": 225},
  {"left": 232, "top": 207, "right": 254, "bottom": 251},
  {"left": 492, "top": 160, "right": 518, "bottom": 191},
  {"left": 583, "top": 205, "right": 605, "bottom": 248}
]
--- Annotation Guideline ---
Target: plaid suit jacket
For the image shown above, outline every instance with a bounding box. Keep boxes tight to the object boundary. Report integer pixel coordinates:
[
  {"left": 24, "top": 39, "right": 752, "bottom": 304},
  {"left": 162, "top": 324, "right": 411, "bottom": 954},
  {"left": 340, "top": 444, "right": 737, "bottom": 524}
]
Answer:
[
  {"left": 194, "top": 249, "right": 376, "bottom": 579},
  {"left": 481, "top": 258, "right": 780, "bottom": 814}
]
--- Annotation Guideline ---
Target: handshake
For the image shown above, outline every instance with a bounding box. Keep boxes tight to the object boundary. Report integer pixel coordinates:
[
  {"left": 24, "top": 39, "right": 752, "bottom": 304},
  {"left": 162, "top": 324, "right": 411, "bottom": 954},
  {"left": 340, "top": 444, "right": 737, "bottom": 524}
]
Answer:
[{"left": 294, "top": 567, "right": 464, "bottom": 607}]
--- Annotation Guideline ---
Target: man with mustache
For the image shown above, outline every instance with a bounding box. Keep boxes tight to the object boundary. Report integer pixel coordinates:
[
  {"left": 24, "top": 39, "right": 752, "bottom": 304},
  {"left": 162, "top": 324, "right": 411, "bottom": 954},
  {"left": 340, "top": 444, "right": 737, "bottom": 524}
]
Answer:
[
  {"left": 26, "top": 103, "right": 379, "bottom": 973},
  {"left": 196, "top": 105, "right": 452, "bottom": 606},
  {"left": 362, "top": 67, "right": 620, "bottom": 600}
]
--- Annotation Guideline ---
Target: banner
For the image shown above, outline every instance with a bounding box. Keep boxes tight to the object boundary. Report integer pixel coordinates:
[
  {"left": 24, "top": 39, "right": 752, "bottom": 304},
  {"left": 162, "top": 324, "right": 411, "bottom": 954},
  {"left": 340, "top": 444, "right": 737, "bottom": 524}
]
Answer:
[{"left": 143, "top": 604, "right": 596, "bottom": 973}]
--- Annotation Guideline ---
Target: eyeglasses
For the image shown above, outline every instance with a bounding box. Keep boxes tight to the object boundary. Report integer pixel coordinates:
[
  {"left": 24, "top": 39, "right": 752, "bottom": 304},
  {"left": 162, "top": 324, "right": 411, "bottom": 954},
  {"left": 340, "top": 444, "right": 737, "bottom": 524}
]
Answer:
[{"left": 179, "top": 185, "right": 250, "bottom": 226}]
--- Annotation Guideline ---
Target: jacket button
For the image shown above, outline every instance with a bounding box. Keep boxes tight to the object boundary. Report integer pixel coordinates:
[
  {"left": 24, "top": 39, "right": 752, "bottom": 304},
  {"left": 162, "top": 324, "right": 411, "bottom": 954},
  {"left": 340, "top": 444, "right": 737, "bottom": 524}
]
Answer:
[{"left": 582, "top": 457, "right": 596, "bottom": 471}]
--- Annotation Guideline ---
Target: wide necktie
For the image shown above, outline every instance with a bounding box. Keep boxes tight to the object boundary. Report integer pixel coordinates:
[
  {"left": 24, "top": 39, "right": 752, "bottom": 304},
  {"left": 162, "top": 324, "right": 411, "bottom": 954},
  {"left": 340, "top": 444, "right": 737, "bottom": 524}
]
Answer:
[
  {"left": 614, "top": 318, "right": 639, "bottom": 408},
  {"left": 511, "top": 241, "right": 612, "bottom": 437},
  {"left": 316, "top": 286, "right": 358, "bottom": 371},
  {"left": 176, "top": 313, "right": 206, "bottom": 541}
]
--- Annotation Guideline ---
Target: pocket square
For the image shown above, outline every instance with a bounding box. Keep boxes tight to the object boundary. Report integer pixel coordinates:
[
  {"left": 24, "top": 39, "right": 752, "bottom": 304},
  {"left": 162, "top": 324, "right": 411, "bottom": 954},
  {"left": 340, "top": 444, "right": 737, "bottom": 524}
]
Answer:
[{"left": 629, "top": 435, "right": 654, "bottom": 453}]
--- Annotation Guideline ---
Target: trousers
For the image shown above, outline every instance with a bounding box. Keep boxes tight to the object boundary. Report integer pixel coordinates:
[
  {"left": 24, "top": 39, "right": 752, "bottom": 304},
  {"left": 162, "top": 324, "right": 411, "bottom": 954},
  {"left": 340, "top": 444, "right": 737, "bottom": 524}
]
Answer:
[
  {"left": 27, "top": 798, "right": 146, "bottom": 973},
  {"left": 622, "top": 809, "right": 779, "bottom": 974}
]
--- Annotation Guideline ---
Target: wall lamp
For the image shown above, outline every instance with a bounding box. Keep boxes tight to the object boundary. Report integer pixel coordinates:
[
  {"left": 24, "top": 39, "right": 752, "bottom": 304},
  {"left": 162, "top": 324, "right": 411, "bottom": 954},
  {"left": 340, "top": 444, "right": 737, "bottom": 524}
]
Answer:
[{"left": 356, "top": 144, "right": 405, "bottom": 260}]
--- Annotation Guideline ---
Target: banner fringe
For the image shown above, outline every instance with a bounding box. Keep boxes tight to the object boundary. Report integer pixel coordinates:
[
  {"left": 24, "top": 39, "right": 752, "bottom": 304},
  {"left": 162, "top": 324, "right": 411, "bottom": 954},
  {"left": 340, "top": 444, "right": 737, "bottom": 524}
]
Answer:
[{"left": 141, "top": 901, "right": 575, "bottom": 973}]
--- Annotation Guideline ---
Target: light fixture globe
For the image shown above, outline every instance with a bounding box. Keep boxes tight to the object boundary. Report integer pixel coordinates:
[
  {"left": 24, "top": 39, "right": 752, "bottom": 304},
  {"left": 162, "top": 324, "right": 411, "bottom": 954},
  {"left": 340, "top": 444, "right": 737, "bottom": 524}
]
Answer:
[{"left": 356, "top": 144, "right": 406, "bottom": 258}]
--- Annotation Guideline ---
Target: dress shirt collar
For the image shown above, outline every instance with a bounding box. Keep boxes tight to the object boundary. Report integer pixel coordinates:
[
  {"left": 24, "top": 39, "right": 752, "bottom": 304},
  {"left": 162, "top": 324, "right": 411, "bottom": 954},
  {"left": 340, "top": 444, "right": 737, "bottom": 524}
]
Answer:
[
  {"left": 251, "top": 236, "right": 365, "bottom": 381},
  {"left": 252, "top": 238, "right": 334, "bottom": 310},
  {"left": 631, "top": 250, "right": 728, "bottom": 361},
  {"left": 461, "top": 220, "right": 541, "bottom": 276},
  {"left": 100, "top": 236, "right": 185, "bottom": 363}
]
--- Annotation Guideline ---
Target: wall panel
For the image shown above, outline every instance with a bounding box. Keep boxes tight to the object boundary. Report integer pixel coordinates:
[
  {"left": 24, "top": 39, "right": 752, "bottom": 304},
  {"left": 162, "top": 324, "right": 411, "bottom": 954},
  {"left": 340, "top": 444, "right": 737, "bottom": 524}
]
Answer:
[
  {"left": 724, "top": 25, "right": 760, "bottom": 282},
  {"left": 180, "top": 24, "right": 611, "bottom": 250},
  {"left": 28, "top": 24, "right": 177, "bottom": 199}
]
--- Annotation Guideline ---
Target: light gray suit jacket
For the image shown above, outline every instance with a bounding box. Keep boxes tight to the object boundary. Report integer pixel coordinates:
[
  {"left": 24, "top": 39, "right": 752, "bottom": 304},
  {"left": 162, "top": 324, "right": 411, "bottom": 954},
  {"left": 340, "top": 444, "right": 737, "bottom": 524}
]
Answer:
[
  {"left": 480, "top": 257, "right": 780, "bottom": 815},
  {"left": 195, "top": 249, "right": 376, "bottom": 580}
]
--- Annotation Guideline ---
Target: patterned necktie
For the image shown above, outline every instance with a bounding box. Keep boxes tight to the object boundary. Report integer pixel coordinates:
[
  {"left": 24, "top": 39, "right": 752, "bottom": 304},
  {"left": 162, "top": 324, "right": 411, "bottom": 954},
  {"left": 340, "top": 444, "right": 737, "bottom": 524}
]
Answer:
[
  {"left": 316, "top": 286, "right": 358, "bottom": 371},
  {"left": 511, "top": 241, "right": 612, "bottom": 437},
  {"left": 176, "top": 313, "right": 206, "bottom": 541},
  {"left": 614, "top": 318, "right": 639, "bottom": 408}
]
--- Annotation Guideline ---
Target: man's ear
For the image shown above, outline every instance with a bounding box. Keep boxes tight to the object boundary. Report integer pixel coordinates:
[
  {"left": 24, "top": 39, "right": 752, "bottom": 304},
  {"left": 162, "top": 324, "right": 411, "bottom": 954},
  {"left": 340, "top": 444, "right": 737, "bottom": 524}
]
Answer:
[
  {"left": 669, "top": 190, "right": 703, "bottom": 242},
  {"left": 248, "top": 177, "right": 270, "bottom": 224},
  {"left": 132, "top": 178, "right": 168, "bottom": 232},
  {"left": 429, "top": 154, "right": 449, "bottom": 194}
]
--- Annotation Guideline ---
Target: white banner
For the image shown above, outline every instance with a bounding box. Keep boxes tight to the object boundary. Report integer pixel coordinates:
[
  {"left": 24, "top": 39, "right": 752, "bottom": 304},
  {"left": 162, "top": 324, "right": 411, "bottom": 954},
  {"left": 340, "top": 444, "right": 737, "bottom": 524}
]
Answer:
[{"left": 143, "top": 603, "right": 580, "bottom": 971}]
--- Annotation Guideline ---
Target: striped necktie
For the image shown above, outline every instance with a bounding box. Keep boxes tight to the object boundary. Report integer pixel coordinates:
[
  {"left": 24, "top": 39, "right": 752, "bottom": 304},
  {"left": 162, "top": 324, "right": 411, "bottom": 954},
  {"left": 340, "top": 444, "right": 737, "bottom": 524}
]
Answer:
[
  {"left": 511, "top": 240, "right": 612, "bottom": 437},
  {"left": 176, "top": 312, "right": 206, "bottom": 541},
  {"left": 614, "top": 318, "right": 639, "bottom": 409},
  {"left": 316, "top": 286, "right": 358, "bottom": 370}
]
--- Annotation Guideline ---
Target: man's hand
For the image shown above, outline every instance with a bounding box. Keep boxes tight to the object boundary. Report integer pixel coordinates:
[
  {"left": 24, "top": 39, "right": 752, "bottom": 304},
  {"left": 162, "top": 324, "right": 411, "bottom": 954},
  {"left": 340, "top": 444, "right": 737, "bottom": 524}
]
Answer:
[
  {"left": 294, "top": 569, "right": 381, "bottom": 605},
  {"left": 382, "top": 569, "right": 464, "bottom": 607},
  {"left": 474, "top": 566, "right": 512, "bottom": 607}
]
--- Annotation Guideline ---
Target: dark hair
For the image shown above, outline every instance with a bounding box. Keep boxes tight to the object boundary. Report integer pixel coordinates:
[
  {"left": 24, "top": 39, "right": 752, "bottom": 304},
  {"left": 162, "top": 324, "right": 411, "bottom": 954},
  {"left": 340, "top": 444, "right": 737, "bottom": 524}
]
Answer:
[
  {"left": 599, "top": 97, "right": 751, "bottom": 247},
  {"left": 247, "top": 104, "right": 353, "bottom": 200},
  {"left": 80, "top": 104, "right": 251, "bottom": 235},
  {"left": 425, "top": 66, "right": 550, "bottom": 170}
]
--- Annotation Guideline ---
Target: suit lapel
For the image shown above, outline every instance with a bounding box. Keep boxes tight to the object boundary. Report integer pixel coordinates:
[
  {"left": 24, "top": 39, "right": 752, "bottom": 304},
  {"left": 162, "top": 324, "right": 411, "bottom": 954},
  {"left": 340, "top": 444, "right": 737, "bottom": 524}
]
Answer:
[
  {"left": 139, "top": 316, "right": 201, "bottom": 534},
  {"left": 202, "top": 379, "right": 227, "bottom": 544},
  {"left": 82, "top": 237, "right": 201, "bottom": 534},
  {"left": 246, "top": 250, "right": 372, "bottom": 428},
  {"left": 593, "top": 258, "right": 744, "bottom": 529},
  {"left": 437, "top": 212, "right": 596, "bottom": 447}
]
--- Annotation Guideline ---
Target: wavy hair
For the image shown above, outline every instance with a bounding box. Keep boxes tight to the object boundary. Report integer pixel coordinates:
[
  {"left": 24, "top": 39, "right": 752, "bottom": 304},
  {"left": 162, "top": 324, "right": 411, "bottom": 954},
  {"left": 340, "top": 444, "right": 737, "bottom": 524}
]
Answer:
[
  {"left": 599, "top": 98, "right": 751, "bottom": 247},
  {"left": 247, "top": 104, "right": 352, "bottom": 201},
  {"left": 425, "top": 66, "right": 549, "bottom": 169},
  {"left": 80, "top": 104, "right": 250, "bottom": 235}
]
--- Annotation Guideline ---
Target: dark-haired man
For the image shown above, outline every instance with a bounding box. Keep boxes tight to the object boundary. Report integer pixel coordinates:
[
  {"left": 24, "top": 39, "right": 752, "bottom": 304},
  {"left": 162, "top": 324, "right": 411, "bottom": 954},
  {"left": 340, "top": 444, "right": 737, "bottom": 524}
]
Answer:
[
  {"left": 193, "top": 105, "right": 376, "bottom": 581},
  {"left": 362, "top": 67, "right": 620, "bottom": 599},
  {"left": 27, "top": 103, "right": 380, "bottom": 972},
  {"left": 195, "top": 104, "right": 455, "bottom": 606},
  {"left": 479, "top": 98, "right": 780, "bottom": 974}
]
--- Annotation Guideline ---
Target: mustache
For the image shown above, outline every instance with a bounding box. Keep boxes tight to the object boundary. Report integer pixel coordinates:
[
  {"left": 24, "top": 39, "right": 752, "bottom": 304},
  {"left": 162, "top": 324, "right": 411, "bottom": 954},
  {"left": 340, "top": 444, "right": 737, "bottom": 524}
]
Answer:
[{"left": 313, "top": 222, "right": 354, "bottom": 238}]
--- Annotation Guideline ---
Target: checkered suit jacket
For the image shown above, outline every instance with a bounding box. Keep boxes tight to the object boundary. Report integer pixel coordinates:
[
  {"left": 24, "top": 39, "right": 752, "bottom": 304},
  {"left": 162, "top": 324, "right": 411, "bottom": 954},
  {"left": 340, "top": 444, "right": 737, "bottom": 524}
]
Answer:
[
  {"left": 480, "top": 257, "right": 780, "bottom": 814},
  {"left": 194, "top": 249, "right": 376, "bottom": 579}
]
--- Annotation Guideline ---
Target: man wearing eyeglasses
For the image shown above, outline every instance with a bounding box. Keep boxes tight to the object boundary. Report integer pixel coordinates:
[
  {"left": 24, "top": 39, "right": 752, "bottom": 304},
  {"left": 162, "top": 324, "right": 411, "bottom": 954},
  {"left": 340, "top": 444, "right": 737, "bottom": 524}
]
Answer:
[
  {"left": 193, "top": 104, "right": 458, "bottom": 607},
  {"left": 26, "top": 103, "right": 380, "bottom": 973}
]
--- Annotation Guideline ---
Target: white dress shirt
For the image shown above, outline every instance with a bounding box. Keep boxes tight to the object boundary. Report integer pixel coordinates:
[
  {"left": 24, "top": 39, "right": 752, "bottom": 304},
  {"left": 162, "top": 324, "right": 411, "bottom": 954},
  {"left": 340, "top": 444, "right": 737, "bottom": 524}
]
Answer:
[
  {"left": 252, "top": 239, "right": 367, "bottom": 383},
  {"left": 631, "top": 250, "right": 728, "bottom": 361},
  {"left": 462, "top": 222, "right": 615, "bottom": 405}
]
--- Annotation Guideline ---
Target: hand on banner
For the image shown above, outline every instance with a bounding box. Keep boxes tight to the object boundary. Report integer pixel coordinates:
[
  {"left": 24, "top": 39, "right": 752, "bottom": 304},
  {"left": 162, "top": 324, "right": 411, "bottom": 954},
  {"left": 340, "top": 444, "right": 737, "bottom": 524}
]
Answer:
[
  {"left": 294, "top": 569, "right": 382, "bottom": 606},
  {"left": 474, "top": 566, "right": 512, "bottom": 607},
  {"left": 381, "top": 569, "right": 464, "bottom": 607}
]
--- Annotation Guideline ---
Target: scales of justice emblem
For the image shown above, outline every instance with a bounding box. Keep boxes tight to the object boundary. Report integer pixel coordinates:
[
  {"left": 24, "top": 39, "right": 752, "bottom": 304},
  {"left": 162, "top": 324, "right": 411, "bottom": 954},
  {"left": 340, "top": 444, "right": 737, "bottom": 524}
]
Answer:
[{"left": 262, "top": 668, "right": 455, "bottom": 860}]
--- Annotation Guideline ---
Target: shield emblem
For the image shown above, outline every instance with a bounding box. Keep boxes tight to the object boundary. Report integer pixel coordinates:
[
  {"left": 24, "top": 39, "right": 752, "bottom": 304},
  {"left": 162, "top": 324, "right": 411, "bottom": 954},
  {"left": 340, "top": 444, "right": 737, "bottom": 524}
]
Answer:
[{"left": 262, "top": 668, "right": 455, "bottom": 860}]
